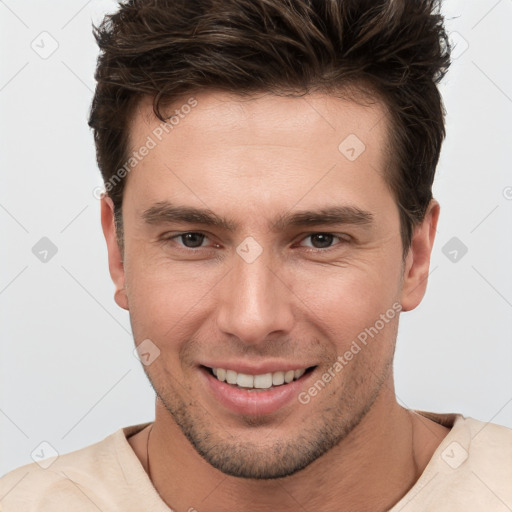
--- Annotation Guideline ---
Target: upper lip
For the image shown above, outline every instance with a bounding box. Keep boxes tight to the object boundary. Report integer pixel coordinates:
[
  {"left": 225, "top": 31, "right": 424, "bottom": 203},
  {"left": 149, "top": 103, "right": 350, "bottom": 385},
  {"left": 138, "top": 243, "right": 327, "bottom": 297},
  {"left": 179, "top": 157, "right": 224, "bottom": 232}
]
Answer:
[{"left": 201, "top": 362, "right": 317, "bottom": 375}]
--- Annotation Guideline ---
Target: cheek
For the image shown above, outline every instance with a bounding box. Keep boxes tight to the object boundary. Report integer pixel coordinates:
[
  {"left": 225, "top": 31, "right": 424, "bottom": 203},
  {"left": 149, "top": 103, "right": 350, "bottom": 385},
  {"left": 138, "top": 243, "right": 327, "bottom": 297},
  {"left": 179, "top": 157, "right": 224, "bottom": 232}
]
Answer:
[
  {"left": 125, "top": 257, "right": 220, "bottom": 344},
  {"left": 289, "top": 258, "right": 402, "bottom": 349}
]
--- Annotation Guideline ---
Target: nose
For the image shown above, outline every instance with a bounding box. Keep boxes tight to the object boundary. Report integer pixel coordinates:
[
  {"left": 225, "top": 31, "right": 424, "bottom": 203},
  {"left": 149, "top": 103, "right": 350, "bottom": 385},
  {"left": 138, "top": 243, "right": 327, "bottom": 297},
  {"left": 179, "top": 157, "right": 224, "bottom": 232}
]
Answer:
[{"left": 215, "top": 245, "right": 295, "bottom": 346}]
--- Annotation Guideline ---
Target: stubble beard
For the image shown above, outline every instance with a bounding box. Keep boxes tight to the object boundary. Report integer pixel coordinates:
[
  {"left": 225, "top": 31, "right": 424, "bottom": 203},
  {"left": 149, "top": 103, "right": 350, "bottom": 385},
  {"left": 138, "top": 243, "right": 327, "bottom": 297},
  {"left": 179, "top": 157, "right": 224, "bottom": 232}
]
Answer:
[{"left": 145, "top": 352, "right": 394, "bottom": 480}]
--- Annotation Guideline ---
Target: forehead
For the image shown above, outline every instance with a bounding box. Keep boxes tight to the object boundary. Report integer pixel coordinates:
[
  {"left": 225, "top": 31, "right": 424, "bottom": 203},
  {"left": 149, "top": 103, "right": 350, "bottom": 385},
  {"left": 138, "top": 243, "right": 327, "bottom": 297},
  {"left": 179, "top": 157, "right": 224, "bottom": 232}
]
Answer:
[
  {"left": 132, "top": 89, "right": 388, "bottom": 151},
  {"left": 124, "top": 90, "right": 393, "bottom": 225}
]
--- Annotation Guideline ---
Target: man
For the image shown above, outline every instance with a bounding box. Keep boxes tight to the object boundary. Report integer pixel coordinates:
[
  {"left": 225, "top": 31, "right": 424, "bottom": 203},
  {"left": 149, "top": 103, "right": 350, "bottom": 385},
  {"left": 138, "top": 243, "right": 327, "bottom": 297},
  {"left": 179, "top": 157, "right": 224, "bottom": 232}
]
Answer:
[{"left": 1, "top": 0, "right": 511, "bottom": 510}]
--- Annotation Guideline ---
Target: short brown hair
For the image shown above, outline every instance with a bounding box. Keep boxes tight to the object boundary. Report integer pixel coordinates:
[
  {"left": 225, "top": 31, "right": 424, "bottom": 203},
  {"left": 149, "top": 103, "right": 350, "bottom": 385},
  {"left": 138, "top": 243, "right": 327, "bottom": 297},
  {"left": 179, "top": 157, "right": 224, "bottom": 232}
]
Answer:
[{"left": 89, "top": 0, "right": 451, "bottom": 253}]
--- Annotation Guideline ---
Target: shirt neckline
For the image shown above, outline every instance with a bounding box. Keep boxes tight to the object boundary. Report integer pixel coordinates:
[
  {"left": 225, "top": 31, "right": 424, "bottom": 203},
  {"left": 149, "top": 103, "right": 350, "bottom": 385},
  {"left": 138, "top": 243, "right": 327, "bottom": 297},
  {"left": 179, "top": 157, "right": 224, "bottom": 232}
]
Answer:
[
  {"left": 388, "top": 412, "right": 469, "bottom": 511},
  {"left": 114, "top": 421, "right": 175, "bottom": 511},
  {"left": 114, "top": 412, "right": 466, "bottom": 511}
]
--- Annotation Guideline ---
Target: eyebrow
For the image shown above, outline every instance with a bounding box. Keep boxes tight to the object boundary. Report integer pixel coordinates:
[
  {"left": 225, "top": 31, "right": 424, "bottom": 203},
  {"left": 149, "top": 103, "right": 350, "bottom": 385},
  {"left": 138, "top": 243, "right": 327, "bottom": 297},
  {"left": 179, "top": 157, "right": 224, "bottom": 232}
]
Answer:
[{"left": 142, "top": 201, "right": 373, "bottom": 232}]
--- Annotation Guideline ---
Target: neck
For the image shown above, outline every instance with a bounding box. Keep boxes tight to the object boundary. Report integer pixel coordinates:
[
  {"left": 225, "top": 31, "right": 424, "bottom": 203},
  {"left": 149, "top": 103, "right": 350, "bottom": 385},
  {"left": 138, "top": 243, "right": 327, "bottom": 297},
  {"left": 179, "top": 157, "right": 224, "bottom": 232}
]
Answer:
[{"left": 139, "top": 385, "right": 449, "bottom": 512}]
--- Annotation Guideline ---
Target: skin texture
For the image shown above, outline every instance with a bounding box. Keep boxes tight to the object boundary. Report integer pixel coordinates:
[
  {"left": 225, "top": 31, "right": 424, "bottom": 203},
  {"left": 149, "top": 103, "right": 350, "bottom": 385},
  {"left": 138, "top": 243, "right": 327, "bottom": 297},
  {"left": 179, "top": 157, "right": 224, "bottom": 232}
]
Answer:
[{"left": 101, "top": 91, "right": 449, "bottom": 511}]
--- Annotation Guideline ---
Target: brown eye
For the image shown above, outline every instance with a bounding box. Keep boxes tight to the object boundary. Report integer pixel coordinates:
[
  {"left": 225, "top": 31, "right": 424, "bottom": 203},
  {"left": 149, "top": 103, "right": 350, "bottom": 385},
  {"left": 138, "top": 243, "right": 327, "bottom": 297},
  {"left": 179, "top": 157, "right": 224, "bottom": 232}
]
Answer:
[
  {"left": 299, "top": 233, "right": 347, "bottom": 250},
  {"left": 178, "top": 233, "right": 206, "bottom": 248},
  {"left": 308, "top": 233, "right": 335, "bottom": 249}
]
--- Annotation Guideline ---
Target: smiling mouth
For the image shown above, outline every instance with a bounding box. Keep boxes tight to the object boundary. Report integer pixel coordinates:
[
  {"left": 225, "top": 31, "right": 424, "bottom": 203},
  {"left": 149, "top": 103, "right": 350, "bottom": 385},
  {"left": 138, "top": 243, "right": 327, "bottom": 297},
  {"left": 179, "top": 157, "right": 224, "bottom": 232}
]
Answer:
[{"left": 202, "top": 365, "right": 317, "bottom": 391}]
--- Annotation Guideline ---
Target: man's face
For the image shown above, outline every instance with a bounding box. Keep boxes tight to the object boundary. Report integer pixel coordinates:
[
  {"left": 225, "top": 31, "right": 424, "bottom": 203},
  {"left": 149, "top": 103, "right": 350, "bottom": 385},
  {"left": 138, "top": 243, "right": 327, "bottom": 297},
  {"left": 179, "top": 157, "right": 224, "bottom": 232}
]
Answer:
[{"left": 107, "top": 91, "right": 420, "bottom": 478}]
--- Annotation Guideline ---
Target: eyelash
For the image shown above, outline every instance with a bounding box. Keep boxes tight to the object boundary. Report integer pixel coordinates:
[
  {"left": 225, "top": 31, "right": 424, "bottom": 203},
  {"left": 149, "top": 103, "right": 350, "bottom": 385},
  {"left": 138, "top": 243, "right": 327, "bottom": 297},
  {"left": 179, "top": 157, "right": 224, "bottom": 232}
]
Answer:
[{"left": 161, "top": 232, "right": 351, "bottom": 253}]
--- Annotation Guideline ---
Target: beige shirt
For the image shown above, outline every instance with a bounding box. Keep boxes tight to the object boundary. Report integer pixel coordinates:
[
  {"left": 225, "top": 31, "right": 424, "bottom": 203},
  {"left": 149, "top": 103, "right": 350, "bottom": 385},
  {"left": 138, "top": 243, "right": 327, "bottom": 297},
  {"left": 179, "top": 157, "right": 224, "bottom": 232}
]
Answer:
[{"left": 1, "top": 412, "right": 511, "bottom": 511}]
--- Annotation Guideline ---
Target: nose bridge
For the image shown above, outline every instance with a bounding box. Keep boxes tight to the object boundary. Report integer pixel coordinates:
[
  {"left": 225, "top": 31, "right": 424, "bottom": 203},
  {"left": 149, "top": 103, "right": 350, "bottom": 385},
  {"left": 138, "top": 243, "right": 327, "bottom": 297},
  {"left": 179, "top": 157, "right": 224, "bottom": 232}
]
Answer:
[{"left": 216, "top": 243, "right": 294, "bottom": 343}]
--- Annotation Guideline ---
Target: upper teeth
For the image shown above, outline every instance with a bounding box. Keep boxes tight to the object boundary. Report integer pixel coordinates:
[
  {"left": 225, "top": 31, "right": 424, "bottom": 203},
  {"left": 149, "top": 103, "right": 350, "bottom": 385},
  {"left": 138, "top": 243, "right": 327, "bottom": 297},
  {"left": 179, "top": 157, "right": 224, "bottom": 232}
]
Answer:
[{"left": 212, "top": 368, "right": 307, "bottom": 389}]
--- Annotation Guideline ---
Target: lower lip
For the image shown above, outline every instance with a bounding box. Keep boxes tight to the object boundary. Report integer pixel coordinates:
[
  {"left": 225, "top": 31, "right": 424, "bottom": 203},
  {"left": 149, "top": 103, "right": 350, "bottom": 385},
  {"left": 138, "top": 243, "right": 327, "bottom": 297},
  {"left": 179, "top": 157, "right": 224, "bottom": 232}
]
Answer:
[{"left": 200, "top": 367, "right": 315, "bottom": 416}]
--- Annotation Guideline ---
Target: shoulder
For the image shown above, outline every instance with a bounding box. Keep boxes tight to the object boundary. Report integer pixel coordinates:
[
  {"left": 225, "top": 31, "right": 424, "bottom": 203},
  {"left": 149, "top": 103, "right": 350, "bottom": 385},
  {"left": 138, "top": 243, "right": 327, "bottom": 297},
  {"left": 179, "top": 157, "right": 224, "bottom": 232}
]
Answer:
[
  {"left": 464, "top": 415, "right": 512, "bottom": 445},
  {"left": 0, "top": 423, "right": 150, "bottom": 511},
  {"left": 452, "top": 416, "right": 512, "bottom": 475},
  {"left": 392, "top": 414, "right": 512, "bottom": 511},
  {"left": 461, "top": 417, "right": 512, "bottom": 491}
]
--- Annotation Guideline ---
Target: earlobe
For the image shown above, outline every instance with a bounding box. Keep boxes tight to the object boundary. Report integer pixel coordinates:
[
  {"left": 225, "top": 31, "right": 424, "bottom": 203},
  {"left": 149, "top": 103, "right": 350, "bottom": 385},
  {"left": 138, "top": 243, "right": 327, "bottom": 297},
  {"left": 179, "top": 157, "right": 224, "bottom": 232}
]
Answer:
[
  {"left": 400, "top": 200, "right": 440, "bottom": 312},
  {"left": 100, "top": 195, "right": 129, "bottom": 311}
]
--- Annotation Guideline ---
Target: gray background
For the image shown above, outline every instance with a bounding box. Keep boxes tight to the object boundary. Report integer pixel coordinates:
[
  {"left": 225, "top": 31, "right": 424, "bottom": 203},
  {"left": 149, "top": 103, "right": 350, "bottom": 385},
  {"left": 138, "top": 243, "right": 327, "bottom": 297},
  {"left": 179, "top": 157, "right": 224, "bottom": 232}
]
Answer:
[{"left": 1, "top": 0, "right": 511, "bottom": 477}]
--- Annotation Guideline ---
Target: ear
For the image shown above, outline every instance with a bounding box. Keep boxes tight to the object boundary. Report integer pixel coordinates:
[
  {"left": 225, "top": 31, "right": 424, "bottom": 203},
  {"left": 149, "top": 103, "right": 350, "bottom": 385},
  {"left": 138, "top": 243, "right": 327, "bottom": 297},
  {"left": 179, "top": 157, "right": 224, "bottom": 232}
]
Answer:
[
  {"left": 400, "top": 199, "right": 440, "bottom": 312},
  {"left": 100, "top": 195, "right": 129, "bottom": 311}
]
